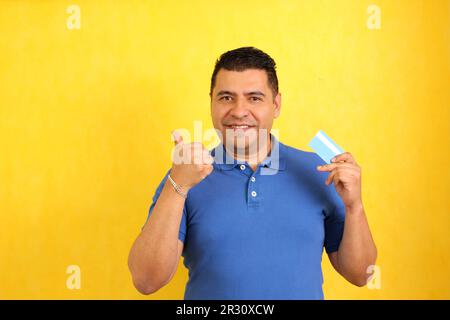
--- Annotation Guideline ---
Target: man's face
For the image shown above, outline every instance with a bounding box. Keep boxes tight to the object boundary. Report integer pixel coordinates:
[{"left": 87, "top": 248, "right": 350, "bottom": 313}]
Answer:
[{"left": 210, "top": 68, "right": 281, "bottom": 156}]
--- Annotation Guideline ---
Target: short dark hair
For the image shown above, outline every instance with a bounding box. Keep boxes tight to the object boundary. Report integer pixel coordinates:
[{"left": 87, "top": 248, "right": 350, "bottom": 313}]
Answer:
[{"left": 210, "top": 47, "right": 279, "bottom": 98}]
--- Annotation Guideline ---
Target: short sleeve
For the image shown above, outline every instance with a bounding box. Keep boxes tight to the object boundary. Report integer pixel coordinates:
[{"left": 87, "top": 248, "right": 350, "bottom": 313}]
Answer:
[
  {"left": 323, "top": 185, "right": 346, "bottom": 254},
  {"left": 143, "top": 169, "right": 187, "bottom": 243}
]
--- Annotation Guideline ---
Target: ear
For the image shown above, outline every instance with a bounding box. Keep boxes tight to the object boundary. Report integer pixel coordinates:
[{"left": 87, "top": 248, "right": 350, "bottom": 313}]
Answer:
[{"left": 273, "top": 92, "right": 281, "bottom": 118}]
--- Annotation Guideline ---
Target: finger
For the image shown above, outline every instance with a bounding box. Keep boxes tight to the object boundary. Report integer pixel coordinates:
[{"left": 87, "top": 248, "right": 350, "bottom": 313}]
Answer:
[
  {"left": 325, "top": 167, "right": 357, "bottom": 185},
  {"left": 194, "top": 157, "right": 213, "bottom": 166},
  {"left": 325, "top": 171, "right": 337, "bottom": 186},
  {"left": 189, "top": 142, "right": 207, "bottom": 152},
  {"left": 193, "top": 157, "right": 203, "bottom": 165},
  {"left": 205, "top": 164, "right": 214, "bottom": 175},
  {"left": 190, "top": 143, "right": 208, "bottom": 159},
  {"left": 172, "top": 130, "right": 183, "bottom": 146},
  {"left": 203, "top": 153, "right": 214, "bottom": 165},
  {"left": 200, "top": 164, "right": 214, "bottom": 179},
  {"left": 326, "top": 169, "right": 345, "bottom": 186},
  {"left": 331, "top": 152, "right": 356, "bottom": 164},
  {"left": 332, "top": 172, "right": 340, "bottom": 186},
  {"left": 192, "top": 149, "right": 210, "bottom": 164},
  {"left": 317, "top": 162, "right": 355, "bottom": 172},
  {"left": 202, "top": 148, "right": 210, "bottom": 158}
]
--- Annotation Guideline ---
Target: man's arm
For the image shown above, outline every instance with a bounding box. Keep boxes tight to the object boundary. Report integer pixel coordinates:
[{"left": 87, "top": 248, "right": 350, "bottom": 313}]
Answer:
[
  {"left": 317, "top": 151, "right": 377, "bottom": 287},
  {"left": 328, "top": 203, "right": 377, "bottom": 287},
  {"left": 128, "top": 131, "right": 213, "bottom": 295},
  {"left": 128, "top": 179, "right": 186, "bottom": 295}
]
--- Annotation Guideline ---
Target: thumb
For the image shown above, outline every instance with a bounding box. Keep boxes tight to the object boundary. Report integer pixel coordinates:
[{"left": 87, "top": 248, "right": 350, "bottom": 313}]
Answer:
[{"left": 172, "top": 130, "right": 183, "bottom": 146}]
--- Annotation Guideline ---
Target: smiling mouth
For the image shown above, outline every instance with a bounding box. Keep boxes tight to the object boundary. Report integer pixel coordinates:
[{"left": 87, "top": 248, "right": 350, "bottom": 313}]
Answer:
[{"left": 224, "top": 125, "right": 256, "bottom": 129}]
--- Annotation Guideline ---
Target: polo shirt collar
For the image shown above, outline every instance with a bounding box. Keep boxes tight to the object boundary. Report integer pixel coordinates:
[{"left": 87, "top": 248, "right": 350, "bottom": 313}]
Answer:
[{"left": 211, "top": 134, "right": 287, "bottom": 172}]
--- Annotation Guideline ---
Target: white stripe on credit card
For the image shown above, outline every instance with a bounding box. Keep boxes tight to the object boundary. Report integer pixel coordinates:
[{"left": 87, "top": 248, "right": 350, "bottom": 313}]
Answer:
[{"left": 316, "top": 131, "right": 341, "bottom": 155}]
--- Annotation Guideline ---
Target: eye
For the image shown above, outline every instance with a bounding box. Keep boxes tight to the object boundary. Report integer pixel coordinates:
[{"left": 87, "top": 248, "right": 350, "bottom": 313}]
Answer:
[
  {"left": 219, "top": 96, "right": 232, "bottom": 101},
  {"left": 250, "top": 96, "right": 262, "bottom": 102}
]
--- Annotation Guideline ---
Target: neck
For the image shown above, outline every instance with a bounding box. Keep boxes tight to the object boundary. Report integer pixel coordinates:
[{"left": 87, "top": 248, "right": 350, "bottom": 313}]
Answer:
[{"left": 225, "top": 135, "right": 272, "bottom": 170}]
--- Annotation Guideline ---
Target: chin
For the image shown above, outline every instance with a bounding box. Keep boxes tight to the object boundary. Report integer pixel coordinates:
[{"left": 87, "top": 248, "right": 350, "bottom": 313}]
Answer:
[{"left": 234, "top": 139, "right": 260, "bottom": 157}]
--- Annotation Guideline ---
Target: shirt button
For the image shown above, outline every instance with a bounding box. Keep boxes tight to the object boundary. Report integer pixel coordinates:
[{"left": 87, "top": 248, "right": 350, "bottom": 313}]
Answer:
[
  {"left": 251, "top": 191, "right": 257, "bottom": 197},
  {"left": 251, "top": 176, "right": 256, "bottom": 182},
  {"left": 240, "top": 164, "right": 246, "bottom": 171}
]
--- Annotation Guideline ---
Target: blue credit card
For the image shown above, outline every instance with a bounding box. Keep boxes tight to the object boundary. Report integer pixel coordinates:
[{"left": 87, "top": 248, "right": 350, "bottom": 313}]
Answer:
[{"left": 308, "top": 130, "right": 345, "bottom": 164}]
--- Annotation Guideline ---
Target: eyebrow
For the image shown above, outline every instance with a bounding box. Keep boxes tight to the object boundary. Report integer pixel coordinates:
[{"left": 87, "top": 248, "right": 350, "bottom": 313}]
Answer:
[
  {"left": 245, "top": 91, "right": 265, "bottom": 97},
  {"left": 216, "top": 90, "right": 235, "bottom": 97},
  {"left": 216, "top": 90, "right": 266, "bottom": 97}
]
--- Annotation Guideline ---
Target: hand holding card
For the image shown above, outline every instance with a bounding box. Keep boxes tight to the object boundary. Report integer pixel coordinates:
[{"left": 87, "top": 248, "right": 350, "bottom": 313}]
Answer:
[{"left": 309, "top": 130, "right": 363, "bottom": 208}]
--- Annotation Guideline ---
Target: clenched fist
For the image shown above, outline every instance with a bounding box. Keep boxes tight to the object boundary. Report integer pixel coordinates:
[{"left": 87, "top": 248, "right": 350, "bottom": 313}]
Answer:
[{"left": 170, "top": 131, "right": 214, "bottom": 192}]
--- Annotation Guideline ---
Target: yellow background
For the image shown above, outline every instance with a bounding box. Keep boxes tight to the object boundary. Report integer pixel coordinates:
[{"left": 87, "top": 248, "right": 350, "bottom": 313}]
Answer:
[{"left": 0, "top": 0, "right": 449, "bottom": 299}]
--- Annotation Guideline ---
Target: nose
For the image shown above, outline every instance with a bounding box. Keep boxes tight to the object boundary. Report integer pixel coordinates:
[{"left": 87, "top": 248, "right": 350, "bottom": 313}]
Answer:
[{"left": 229, "top": 98, "right": 249, "bottom": 119}]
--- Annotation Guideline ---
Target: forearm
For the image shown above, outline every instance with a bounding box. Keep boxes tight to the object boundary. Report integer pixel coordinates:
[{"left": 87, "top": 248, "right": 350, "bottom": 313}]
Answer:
[
  {"left": 336, "top": 203, "right": 377, "bottom": 286},
  {"left": 128, "top": 179, "right": 187, "bottom": 292}
]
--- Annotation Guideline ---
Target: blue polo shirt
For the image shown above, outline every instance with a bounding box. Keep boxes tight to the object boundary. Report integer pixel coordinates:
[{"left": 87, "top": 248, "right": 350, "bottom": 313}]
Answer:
[{"left": 146, "top": 136, "right": 346, "bottom": 300}]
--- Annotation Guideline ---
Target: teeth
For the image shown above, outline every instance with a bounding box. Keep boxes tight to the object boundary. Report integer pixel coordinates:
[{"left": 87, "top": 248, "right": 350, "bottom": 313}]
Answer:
[{"left": 230, "top": 125, "right": 249, "bottom": 129}]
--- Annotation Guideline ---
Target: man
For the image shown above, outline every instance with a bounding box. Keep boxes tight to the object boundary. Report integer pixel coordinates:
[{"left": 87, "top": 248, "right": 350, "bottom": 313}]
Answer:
[{"left": 128, "top": 47, "right": 377, "bottom": 299}]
